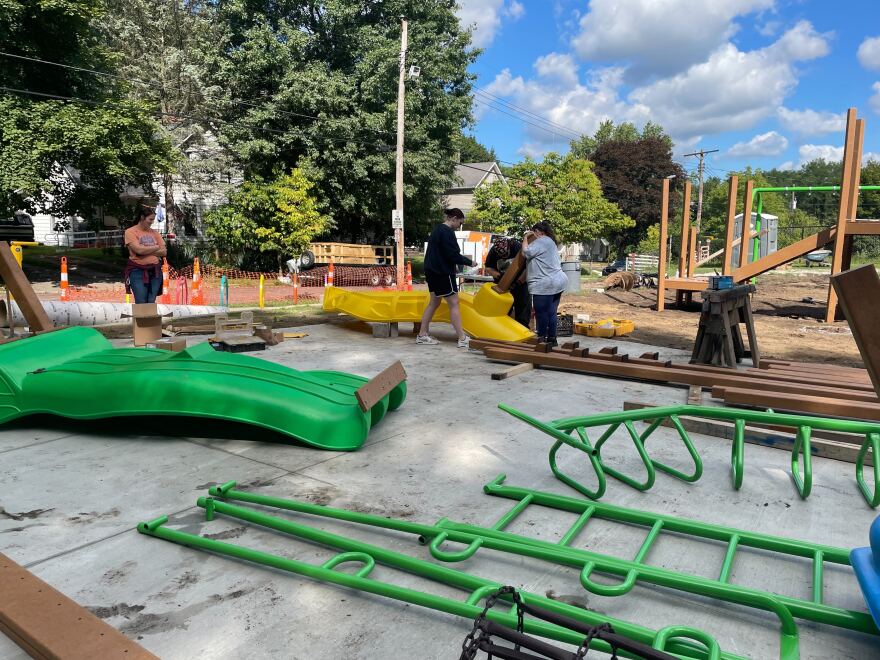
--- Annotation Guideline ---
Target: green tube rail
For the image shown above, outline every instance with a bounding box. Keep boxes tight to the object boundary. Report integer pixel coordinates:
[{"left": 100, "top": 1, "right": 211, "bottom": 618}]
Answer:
[
  {"left": 206, "top": 478, "right": 879, "bottom": 657},
  {"left": 138, "top": 501, "right": 740, "bottom": 660},
  {"left": 498, "top": 403, "right": 880, "bottom": 507}
]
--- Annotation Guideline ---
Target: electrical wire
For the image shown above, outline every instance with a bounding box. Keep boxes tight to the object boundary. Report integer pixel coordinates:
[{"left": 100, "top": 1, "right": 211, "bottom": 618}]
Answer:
[
  {"left": 472, "top": 96, "right": 583, "bottom": 141},
  {"left": 473, "top": 88, "right": 583, "bottom": 140}
]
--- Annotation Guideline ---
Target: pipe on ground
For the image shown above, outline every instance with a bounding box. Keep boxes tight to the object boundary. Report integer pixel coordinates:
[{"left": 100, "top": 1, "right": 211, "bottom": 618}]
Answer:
[{"left": 0, "top": 300, "right": 228, "bottom": 328}]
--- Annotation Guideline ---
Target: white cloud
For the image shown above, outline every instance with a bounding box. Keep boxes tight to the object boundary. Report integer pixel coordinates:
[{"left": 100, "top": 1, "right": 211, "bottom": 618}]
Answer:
[
  {"left": 727, "top": 131, "right": 789, "bottom": 157},
  {"left": 533, "top": 52, "right": 579, "bottom": 88},
  {"left": 871, "top": 81, "right": 880, "bottom": 115},
  {"left": 457, "top": 0, "right": 505, "bottom": 48},
  {"left": 777, "top": 107, "right": 846, "bottom": 135},
  {"left": 505, "top": 1, "right": 525, "bottom": 21},
  {"left": 858, "top": 36, "right": 880, "bottom": 71},
  {"left": 778, "top": 160, "right": 795, "bottom": 171},
  {"left": 572, "top": 0, "right": 775, "bottom": 78},
  {"left": 757, "top": 21, "right": 781, "bottom": 38},
  {"left": 795, "top": 145, "right": 880, "bottom": 166}
]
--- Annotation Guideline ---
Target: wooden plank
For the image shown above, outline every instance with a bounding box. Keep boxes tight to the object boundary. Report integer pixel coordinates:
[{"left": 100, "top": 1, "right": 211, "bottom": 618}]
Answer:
[
  {"left": 722, "top": 176, "right": 738, "bottom": 276},
  {"left": 687, "top": 225, "right": 697, "bottom": 279},
  {"left": 678, "top": 180, "right": 692, "bottom": 277},
  {"left": 0, "top": 242, "right": 53, "bottom": 332},
  {"left": 840, "top": 119, "right": 866, "bottom": 272},
  {"left": 491, "top": 362, "right": 534, "bottom": 381},
  {"left": 480, "top": 346, "right": 879, "bottom": 401},
  {"left": 687, "top": 385, "right": 702, "bottom": 405},
  {"left": 760, "top": 358, "right": 868, "bottom": 374},
  {"left": 715, "top": 386, "right": 880, "bottom": 422},
  {"left": 622, "top": 401, "right": 871, "bottom": 465},
  {"left": 825, "top": 108, "right": 860, "bottom": 323},
  {"left": 492, "top": 249, "right": 526, "bottom": 294},
  {"left": 741, "top": 368, "right": 876, "bottom": 392},
  {"left": 831, "top": 264, "right": 880, "bottom": 396},
  {"left": 733, "top": 225, "right": 836, "bottom": 282},
  {"left": 355, "top": 360, "right": 407, "bottom": 412},
  {"left": 0, "top": 553, "right": 157, "bottom": 660},
  {"left": 657, "top": 178, "right": 670, "bottom": 311},
  {"left": 738, "top": 180, "right": 754, "bottom": 269},
  {"left": 663, "top": 278, "right": 708, "bottom": 291}
]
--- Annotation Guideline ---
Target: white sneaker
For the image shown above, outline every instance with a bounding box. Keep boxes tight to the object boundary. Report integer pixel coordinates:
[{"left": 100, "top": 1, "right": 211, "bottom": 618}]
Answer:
[
  {"left": 457, "top": 336, "right": 470, "bottom": 349},
  {"left": 416, "top": 334, "right": 440, "bottom": 345}
]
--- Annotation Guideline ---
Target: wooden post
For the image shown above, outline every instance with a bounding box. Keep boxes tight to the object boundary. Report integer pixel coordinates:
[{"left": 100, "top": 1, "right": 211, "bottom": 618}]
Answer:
[
  {"left": 0, "top": 242, "right": 52, "bottom": 332},
  {"left": 722, "top": 175, "right": 738, "bottom": 276},
  {"left": 678, "top": 180, "right": 692, "bottom": 278},
  {"left": 394, "top": 18, "right": 408, "bottom": 290},
  {"left": 826, "top": 108, "right": 859, "bottom": 323},
  {"left": 657, "top": 178, "right": 670, "bottom": 311},
  {"left": 841, "top": 118, "right": 865, "bottom": 273},
  {"left": 739, "top": 180, "right": 754, "bottom": 271},
  {"left": 687, "top": 225, "right": 697, "bottom": 278}
]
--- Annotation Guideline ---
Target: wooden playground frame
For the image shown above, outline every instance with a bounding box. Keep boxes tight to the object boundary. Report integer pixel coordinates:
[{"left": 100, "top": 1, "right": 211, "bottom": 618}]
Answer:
[{"left": 657, "top": 107, "right": 880, "bottom": 322}]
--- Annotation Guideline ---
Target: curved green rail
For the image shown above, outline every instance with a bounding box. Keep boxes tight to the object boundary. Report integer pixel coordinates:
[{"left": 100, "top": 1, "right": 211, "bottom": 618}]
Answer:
[
  {"left": 499, "top": 403, "right": 880, "bottom": 507},
  {"left": 201, "top": 478, "right": 880, "bottom": 657},
  {"left": 138, "top": 499, "right": 742, "bottom": 660}
]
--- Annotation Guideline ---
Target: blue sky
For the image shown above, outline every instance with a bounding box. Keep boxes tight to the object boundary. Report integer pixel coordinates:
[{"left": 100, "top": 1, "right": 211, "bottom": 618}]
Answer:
[{"left": 455, "top": 0, "right": 880, "bottom": 179}]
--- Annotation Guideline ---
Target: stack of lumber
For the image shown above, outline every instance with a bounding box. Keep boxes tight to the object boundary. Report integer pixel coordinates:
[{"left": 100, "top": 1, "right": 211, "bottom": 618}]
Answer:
[{"left": 473, "top": 338, "right": 879, "bottom": 421}]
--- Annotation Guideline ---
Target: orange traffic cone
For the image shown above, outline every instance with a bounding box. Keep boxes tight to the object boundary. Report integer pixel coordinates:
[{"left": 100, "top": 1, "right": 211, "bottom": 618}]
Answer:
[
  {"left": 405, "top": 261, "right": 413, "bottom": 291},
  {"left": 161, "top": 258, "right": 170, "bottom": 303},
  {"left": 293, "top": 271, "right": 299, "bottom": 304},
  {"left": 192, "top": 258, "right": 202, "bottom": 305},
  {"left": 60, "top": 256, "right": 69, "bottom": 301},
  {"left": 327, "top": 260, "right": 335, "bottom": 287}
]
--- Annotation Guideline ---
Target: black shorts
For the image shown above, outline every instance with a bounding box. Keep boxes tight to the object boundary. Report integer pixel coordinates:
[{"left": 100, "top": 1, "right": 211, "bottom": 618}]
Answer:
[{"left": 425, "top": 271, "right": 458, "bottom": 297}]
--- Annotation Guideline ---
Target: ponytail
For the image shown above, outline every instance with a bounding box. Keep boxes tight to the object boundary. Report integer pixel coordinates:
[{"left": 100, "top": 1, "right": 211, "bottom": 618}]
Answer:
[{"left": 531, "top": 221, "right": 558, "bottom": 245}]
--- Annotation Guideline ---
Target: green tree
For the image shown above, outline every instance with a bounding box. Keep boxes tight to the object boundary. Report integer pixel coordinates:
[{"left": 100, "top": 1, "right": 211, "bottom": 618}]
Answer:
[
  {"left": 455, "top": 134, "right": 496, "bottom": 163},
  {"left": 469, "top": 153, "right": 633, "bottom": 244},
  {"left": 569, "top": 120, "right": 673, "bottom": 161},
  {"left": 205, "top": 169, "right": 332, "bottom": 270},
  {"left": 0, "top": 0, "right": 175, "bottom": 219},
  {"left": 590, "top": 135, "right": 684, "bottom": 252},
  {"left": 209, "top": 0, "right": 476, "bottom": 244}
]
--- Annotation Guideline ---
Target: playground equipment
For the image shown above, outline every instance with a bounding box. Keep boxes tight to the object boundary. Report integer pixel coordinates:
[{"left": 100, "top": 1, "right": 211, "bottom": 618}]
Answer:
[
  {"left": 323, "top": 283, "right": 533, "bottom": 342},
  {"left": 658, "top": 107, "right": 880, "bottom": 322},
  {"left": 852, "top": 515, "right": 880, "bottom": 627},
  {"left": 0, "top": 327, "right": 406, "bottom": 450},
  {"left": 498, "top": 402, "right": 880, "bottom": 507}
]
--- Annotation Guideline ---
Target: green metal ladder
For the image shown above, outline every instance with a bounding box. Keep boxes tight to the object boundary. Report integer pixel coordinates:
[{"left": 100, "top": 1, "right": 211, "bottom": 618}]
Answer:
[{"left": 499, "top": 403, "right": 880, "bottom": 507}]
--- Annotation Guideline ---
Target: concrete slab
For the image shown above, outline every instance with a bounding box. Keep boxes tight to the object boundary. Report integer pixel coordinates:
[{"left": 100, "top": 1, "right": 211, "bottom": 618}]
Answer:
[{"left": 1, "top": 322, "right": 877, "bottom": 659}]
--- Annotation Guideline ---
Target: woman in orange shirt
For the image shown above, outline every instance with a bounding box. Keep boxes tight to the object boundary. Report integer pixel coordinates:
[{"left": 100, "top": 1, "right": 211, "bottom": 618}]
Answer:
[{"left": 123, "top": 206, "right": 167, "bottom": 303}]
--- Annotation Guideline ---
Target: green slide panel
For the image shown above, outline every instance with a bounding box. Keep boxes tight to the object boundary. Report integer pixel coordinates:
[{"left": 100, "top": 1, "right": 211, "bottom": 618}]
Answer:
[{"left": 0, "top": 327, "right": 405, "bottom": 450}]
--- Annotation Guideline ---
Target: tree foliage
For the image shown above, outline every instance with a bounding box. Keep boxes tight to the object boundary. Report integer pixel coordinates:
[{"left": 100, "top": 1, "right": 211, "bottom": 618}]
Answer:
[
  {"left": 469, "top": 153, "right": 633, "bottom": 244},
  {"left": 455, "top": 134, "right": 496, "bottom": 163},
  {"left": 208, "top": 0, "right": 476, "bottom": 244},
  {"left": 0, "top": 0, "right": 175, "bottom": 219},
  {"left": 569, "top": 120, "right": 672, "bottom": 161},
  {"left": 204, "top": 169, "right": 332, "bottom": 270}
]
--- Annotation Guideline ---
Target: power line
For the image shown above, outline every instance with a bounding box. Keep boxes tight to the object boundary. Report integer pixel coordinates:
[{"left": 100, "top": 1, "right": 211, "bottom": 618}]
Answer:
[
  {"left": 0, "top": 86, "right": 392, "bottom": 150},
  {"left": 473, "top": 88, "right": 583, "bottom": 139},
  {"left": 0, "top": 51, "right": 397, "bottom": 137},
  {"left": 471, "top": 96, "right": 582, "bottom": 142}
]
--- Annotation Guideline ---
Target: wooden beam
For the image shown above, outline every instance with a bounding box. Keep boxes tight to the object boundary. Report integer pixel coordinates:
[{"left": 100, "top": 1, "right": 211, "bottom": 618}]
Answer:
[
  {"left": 491, "top": 362, "right": 534, "bottom": 380},
  {"left": 733, "top": 225, "right": 835, "bottom": 282},
  {"left": 657, "top": 177, "right": 670, "bottom": 311},
  {"left": 722, "top": 176, "right": 738, "bottom": 275},
  {"left": 355, "top": 360, "right": 407, "bottom": 412},
  {"left": 687, "top": 225, "right": 697, "bottom": 279},
  {"left": 739, "top": 180, "right": 754, "bottom": 269},
  {"left": 492, "top": 249, "right": 526, "bottom": 295},
  {"left": 759, "top": 360, "right": 869, "bottom": 377},
  {"left": 841, "top": 119, "right": 865, "bottom": 273},
  {"left": 825, "top": 108, "right": 860, "bottom": 323},
  {"left": 831, "top": 265, "right": 880, "bottom": 397},
  {"left": 715, "top": 386, "right": 880, "bottom": 421},
  {"left": 0, "top": 553, "right": 157, "bottom": 660},
  {"left": 678, "top": 180, "right": 692, "bottom": 278},
  {"left": 0, "top": 242, "right": 53, "bottom": 332}
]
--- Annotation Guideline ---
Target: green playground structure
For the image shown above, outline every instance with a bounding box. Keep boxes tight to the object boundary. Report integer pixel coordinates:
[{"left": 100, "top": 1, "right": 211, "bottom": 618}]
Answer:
[{"left": 0, "top": 327, "right": 405, "bottom": 450}]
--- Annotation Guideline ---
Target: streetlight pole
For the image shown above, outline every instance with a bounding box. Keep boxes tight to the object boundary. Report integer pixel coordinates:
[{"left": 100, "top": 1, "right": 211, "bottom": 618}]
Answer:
[{"left": 394, "top": 17, "right": 408, "bottom": 289}]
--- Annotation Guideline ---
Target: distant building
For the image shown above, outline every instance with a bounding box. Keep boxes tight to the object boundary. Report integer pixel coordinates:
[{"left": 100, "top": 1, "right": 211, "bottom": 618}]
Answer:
[{"left": 441, "top": 161, "right": 506, "bottom": 214}]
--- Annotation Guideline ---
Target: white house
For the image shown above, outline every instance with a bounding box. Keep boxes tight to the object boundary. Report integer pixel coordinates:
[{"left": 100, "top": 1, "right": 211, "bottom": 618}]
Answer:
[{"left": 441, "top": 161, "right": 506, "bottom": 214}]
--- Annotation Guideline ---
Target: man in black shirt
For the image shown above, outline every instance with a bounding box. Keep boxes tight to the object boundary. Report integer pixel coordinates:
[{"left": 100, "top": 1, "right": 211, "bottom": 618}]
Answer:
[
  {"left": 417, "top": 208, "right": 474, "bottom": 347},
  {"left": 484, "top": 236, "right": 531, "bottom": 328}
]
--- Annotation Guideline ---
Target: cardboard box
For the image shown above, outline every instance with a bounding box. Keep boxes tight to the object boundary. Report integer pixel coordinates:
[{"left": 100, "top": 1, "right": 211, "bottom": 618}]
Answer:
[
  {"left": 146, "top": 338, "right": 187, "bottom": 352},
  {"left": 130, "top": 303, "right": 164, "bottom": 347}
]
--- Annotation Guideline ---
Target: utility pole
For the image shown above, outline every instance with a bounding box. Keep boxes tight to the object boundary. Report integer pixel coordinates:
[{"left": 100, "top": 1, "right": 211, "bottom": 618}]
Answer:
[
  {"left": 394, "top": 17, "right": 408, "bottom": 290},
  {"left": 683, "top": 148, "right": 718, "bottom": 233}
]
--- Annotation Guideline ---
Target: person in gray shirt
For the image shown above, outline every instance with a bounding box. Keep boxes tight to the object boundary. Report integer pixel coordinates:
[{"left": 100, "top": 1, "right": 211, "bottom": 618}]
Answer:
[{"left": 522, "top": 221, "right": 568, "bottom": 346}]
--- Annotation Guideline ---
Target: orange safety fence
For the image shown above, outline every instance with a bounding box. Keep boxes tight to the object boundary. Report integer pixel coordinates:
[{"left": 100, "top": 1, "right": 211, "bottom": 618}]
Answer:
[{"left": 55, "top": 262, "right": 399, "bottom": 306}]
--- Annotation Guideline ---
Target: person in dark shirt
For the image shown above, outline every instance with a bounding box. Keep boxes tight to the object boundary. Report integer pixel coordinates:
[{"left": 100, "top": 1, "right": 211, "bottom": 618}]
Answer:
[
  {"left": 484, "top": 236, "right": 531, "bottom": 328},
  {"left": 417, "top": 208, "right": 474, "bottom": 347}
]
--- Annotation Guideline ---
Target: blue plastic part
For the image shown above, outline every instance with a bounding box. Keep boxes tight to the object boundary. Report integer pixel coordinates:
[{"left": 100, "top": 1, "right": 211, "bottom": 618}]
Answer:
[{"left": 851, "top": 515, "right": 880, "bottom": 628}]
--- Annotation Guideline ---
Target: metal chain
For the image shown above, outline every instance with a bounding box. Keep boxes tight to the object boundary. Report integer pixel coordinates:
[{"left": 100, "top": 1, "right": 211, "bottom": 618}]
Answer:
[
  {"left": 459, "top": 587, "right": 518, "bottom": 660},
  {"left": 574, "top": 623, "right": 615, "bottom": 658}
]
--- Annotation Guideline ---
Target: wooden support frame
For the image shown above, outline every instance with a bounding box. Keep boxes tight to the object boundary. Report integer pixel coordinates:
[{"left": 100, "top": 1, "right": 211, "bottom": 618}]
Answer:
[
  {"left": 722, "top": 176, "right": 738, "bottom": 276},
  {"left": 715, "top": 386, "right": 880, "bottom": 422},
  {"left": 677, "top": 180, "right": 692, "bottom": 278},
  {"left": 831, "top": 265, "right": 880, "bottom": 397},
  {"left": 840, "top": 119, "right": 865, "bottom": 273},
  {"left": 0, "top": 242, "right": 52, "bottom": 332},
  {"left": 656, "top": 177, "right": 670, "bottom": 311},
  {"left": 825, "top": 108, "right": 860, "bottom": 323},
  {"left": 738, "top": 180, "right": 754, "bottom": 269}
]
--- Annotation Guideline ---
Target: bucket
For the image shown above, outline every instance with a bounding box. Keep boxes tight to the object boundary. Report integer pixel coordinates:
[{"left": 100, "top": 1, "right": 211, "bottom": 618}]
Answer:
[{"left": 561, "top": 261, "right": 581, "bottom": 293}]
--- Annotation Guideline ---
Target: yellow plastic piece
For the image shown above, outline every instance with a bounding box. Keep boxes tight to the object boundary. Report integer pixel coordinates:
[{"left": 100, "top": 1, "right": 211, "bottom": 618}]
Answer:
[
  {"left": 323, "top": 284, "right": 534, "bottom": 342},
  {"left": 574, "top": 318, "right": 635, "bottom": 338}
]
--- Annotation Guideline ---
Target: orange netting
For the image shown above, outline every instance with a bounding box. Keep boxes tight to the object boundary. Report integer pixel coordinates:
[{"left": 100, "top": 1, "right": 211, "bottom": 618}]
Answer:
[{"left": 58, "top": 263, "right": 399, "bottom": 306}]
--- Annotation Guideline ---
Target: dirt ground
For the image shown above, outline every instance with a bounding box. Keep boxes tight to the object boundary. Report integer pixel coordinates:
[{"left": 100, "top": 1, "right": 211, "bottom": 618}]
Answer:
[{"left": 561, "top": 270, "right": 863, "bottom": 367}]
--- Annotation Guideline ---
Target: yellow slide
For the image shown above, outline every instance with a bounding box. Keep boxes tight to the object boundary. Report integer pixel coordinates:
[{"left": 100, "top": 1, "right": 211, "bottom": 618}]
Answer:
[{"left": 323, "top": 284, "right": 533, "bottom": 342}]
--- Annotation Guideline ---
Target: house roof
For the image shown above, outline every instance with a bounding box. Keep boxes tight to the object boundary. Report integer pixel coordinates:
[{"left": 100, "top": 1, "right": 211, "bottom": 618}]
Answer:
[{"left": 450, "top": 162, "right": 502, "bottom": 190}]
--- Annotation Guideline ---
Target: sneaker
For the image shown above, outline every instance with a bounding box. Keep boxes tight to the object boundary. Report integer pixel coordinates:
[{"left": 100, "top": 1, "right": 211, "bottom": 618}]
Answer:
[
  {"left": 416, "top": 334, "right": 440, "bottom": 345},
  {"left": 457, "top": 336, "right": 470, "bottom": 349}
]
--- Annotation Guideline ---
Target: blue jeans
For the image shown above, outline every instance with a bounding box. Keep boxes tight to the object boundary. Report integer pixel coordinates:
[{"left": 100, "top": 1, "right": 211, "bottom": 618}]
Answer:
[
  {"left": 532, "top": 292, "right": 562, "bottom": 338},
  {"left": 129, "top": 268, "right": 163, "bottom": 303}
]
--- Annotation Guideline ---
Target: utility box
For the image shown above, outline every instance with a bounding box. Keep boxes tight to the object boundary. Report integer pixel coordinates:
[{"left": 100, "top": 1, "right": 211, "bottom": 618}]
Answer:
[
  {"left": 730, "top": 213, "right": 778, "bottom": 268},
  {"left": 130, "top": 303, "right": 164, "bottom": 347}
]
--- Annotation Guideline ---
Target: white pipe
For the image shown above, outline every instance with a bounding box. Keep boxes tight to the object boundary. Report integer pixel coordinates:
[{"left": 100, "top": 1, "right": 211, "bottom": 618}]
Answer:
[{"left": 0, "top": 300, "right": 228, "bottom": 328}]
